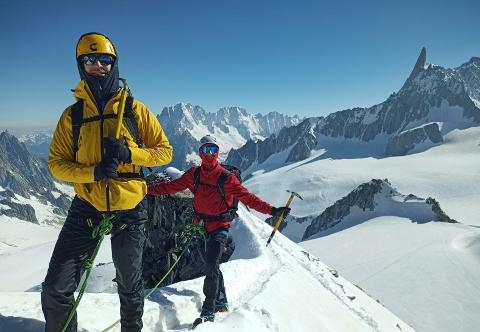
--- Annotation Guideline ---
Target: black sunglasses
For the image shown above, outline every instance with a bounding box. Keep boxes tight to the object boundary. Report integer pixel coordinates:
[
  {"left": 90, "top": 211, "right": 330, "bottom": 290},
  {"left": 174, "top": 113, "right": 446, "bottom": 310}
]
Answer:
[{"left": 81, "top": 54, "right": 115, "bottom": 66}]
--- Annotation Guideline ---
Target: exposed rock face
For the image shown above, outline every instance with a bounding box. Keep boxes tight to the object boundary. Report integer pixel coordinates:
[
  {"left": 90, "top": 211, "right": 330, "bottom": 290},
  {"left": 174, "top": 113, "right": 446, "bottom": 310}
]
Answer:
[
  {"left": 385, "top": 122, "right": 443, "bottom": 156},
  {"left": 0, "top": 194, "right": 38, "bottom": 223},
  {"left": 142, "top": 191, "right": 205, "bottom": 288},
  {"left": 225, "top": 118, "right": 321, "bottom": 170},
  {"left": 426, "top": 197, "right": 457, "bottom": 223},
  {"left": 0, "top": 131, "right": 70, "bottom": 223},
  {"left": 286, "top": 131, "right": 318, "bottom": 162},
  {"left": 402, "top": 47, "right": 427, "bottom": 89},
  {"left": 301, "top": 179, "right": 456, "bottom": 240},
  {"left": 142, "top": 171, "right": 241, "bottom": 287},
  {"left": 302, "top": 179, "right": 385, "bottom": 240}
]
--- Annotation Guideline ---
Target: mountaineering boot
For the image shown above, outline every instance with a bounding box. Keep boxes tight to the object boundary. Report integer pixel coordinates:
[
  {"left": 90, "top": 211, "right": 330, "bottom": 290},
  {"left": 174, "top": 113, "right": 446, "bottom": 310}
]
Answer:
[
  {"left": 191, "top": 310, "right": 215, "bottom": 330},
  {"left": 214, "top": 299, "right": 229, "bottom": 312}
]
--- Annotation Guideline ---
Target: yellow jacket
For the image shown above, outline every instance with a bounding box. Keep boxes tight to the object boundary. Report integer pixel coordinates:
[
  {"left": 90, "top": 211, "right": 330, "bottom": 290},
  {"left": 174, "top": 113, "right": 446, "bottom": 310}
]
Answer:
[{"left": 49, "top": 80, "right": 173, "bottom": 211}]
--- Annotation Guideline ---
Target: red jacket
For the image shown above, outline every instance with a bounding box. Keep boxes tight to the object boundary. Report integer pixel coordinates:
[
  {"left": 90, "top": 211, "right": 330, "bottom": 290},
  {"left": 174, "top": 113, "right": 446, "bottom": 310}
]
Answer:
[{"left": 148, "top": 164, "right": 273, "bottom": 233}]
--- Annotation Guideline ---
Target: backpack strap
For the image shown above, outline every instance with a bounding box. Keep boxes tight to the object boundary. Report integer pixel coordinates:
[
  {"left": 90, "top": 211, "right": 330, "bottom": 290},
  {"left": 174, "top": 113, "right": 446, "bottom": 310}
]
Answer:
[
  {"left": 216, "top": 170, "right": 229, "bottom": 206},
  {"left": 122, "top": 96, "right": 143, "bottom": 147},
  {"left": 71, "top": 100, "right": 84, "bottom": 160},
  {"left": 193, "top": 166, "right": 201, "bottom": 193}
]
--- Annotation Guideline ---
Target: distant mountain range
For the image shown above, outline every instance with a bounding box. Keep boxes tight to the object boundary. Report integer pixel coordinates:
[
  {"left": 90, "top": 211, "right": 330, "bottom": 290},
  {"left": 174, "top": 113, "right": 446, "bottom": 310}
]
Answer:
[
  {"left": 156, "top": 104, "right": 302, "bottom": 170},
  {"left": 14, "top": 104, "right": 302, "bottom": 170},
  {"left": 16, "top": 48, "right": 480, "bottom": 175},
  {"left": 225, "top": 48, "right": 480, "bottom": 172}
]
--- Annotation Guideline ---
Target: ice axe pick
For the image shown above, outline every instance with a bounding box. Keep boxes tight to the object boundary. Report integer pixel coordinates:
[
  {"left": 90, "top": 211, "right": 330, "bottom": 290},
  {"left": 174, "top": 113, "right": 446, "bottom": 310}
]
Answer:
[{"left": 266, "top": 190, "right": 303, "bottom": 246}]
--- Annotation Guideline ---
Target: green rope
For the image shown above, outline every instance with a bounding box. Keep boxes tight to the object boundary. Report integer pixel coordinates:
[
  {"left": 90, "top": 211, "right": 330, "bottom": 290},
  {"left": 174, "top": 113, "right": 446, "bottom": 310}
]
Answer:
[
  {"left": 60, "top": 214, "right": 114, "bottom": 332},
  {"left": 183, "top": 223, "right": 207, "bottom": 250},
  {"left": 101, "top": 222, "right": 206, "bottom": 332}
]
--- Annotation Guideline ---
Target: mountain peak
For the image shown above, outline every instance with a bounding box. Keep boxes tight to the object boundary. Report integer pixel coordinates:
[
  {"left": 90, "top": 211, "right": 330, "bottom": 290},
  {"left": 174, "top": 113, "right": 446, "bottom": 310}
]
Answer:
[
  {"left": 0, "top": 129, "right": 16, "bottom": 142},
  {"left": 402, "top": 47, "right": 426, "bottom": 89}
]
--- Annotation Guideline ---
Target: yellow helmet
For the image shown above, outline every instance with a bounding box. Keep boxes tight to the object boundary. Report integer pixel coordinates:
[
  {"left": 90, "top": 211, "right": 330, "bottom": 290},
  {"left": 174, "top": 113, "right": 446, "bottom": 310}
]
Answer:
[{"left": 76, "top": 32, "right": 116, "bottom": 59}]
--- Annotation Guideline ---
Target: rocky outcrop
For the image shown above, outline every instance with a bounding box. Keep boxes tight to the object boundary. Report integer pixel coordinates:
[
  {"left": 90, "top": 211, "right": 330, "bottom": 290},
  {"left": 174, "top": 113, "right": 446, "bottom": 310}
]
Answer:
[
  {"left": 385, "top": 122, "right": 443, "bottom": 156},
  {"left": 426, "top": 197, "right": 457, "bottom": 223},
  {"left": 142, "top": 171, "right": 244, "bottom": 287},
  {"left": 0, "top": 131, "right": 70, "bottom": 223},
  {"left": 225, "top": 118, "right": 322, "bottom": 170},
  {"left": 302, "top": 179, "right": 385, "bottom": 240},
  {"left": 0, "top": 191, "right": 38, "bottom": 223},
  {"left": 142, "top": 190, "right": 202, "bottom": 288},
  {"left": 302, "top": 179, "right": 456, "bottom": 240}
]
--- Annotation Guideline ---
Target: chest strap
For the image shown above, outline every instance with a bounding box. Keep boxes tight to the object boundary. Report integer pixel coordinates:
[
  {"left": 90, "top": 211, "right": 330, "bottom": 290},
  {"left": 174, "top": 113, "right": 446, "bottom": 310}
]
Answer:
[{"left": 193, "top": 209, "right": 237, "bottom": 222}]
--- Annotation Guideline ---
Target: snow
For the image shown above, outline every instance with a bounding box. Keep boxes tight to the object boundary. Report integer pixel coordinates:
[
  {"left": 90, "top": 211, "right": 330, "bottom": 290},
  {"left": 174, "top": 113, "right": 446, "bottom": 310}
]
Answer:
[
  {"left": 53, "top": 181, "right": 75, "bottom": 198},
  {"left": 2, "top": 125, "right": 480, "bottom": 331},
  {"left": 301, "top": 218, "right": 480, "bottom": 332},
  {"left": 241, "top": 126, "right": 480, "bottom": 332},
  {"left": 0, "top": 207, "right": 412, "bottom": 332}
]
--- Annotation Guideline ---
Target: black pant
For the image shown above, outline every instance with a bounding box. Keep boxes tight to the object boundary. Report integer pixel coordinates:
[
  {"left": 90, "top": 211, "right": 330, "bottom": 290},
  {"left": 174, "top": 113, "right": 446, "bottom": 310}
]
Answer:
[
  {"left": 201, "top": 229, "right": 233, "bottom": 313},
  {"left": 41, "top": 197, "right": 147, "bottom": 332}
]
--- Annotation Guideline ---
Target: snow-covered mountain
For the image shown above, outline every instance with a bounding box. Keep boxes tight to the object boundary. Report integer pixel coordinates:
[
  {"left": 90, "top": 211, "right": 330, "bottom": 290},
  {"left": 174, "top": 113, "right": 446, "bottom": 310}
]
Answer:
[
  {"left": 0, "top": 131, "right": 71, "bottom": 224},
  {"left": 157, "top": 103, "right": 302, "bottom": 170},
  {"left": 301, "top": 178, "right": 456, "bottom": 241},
  {"left": 226, "top": 48, "right": 480, "bottom": 172}
]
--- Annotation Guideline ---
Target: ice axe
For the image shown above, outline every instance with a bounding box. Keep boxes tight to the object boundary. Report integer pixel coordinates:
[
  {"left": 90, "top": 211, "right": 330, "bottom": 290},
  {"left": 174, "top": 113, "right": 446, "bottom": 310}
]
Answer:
[
  {"left": 266, "top": 190, "right": 303, "bottom": 246},
  {"left": 114, "top": 78, "right": 130, "bottom": 140},
  {"left": 105, "top": 78, "right": 130, "bottom": 212}
]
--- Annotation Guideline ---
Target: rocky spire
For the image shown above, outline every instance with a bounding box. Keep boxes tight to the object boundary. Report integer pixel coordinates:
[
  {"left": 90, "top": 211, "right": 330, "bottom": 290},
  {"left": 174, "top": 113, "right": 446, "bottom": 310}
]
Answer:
[{"left": 401, "top": 47, "right": 426, "bottom": 90}]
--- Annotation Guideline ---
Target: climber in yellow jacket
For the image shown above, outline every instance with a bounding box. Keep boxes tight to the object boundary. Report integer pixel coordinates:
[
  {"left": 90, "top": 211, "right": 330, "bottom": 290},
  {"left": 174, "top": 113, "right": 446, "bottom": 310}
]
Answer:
[{"left": 42, "top": 32, "right": 172, "bottom": 332}]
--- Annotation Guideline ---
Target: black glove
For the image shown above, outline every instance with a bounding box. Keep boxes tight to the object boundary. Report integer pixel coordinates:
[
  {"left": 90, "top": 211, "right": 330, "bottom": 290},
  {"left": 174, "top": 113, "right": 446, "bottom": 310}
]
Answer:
[
  {"left": 271, "top": 206, "right": 291, "bottom": 218},
  {"left": 94, "top": 158, "right": 119, "bottom": 181},
  {"left": 104, "top": 137, "right": 132, "bottom": 163}
]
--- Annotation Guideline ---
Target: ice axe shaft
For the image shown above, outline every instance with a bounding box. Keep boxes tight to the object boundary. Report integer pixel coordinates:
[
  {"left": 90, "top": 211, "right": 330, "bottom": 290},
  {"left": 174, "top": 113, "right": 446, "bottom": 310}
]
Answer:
[
  {"left": 106, "top": 79, "right": 129, "bottom": 212},
  {"left": 266, "top": 190, "right": 303, "bottom": 246},
  {"left": 115, "top": 79, "right": 129, "bottom": 139}
]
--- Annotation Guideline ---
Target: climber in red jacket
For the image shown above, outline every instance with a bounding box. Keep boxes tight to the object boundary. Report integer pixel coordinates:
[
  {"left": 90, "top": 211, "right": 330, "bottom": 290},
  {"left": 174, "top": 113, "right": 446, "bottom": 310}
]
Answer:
[{"left": 147, "top": 134, "right": 290, "bottom": 327}]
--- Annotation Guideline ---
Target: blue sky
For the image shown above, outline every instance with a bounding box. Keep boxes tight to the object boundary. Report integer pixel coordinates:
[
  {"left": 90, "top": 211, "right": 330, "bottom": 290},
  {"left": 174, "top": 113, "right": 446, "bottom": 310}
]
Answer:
[{"left": 1, "top": 0, "right": 478, "bottom": 128}]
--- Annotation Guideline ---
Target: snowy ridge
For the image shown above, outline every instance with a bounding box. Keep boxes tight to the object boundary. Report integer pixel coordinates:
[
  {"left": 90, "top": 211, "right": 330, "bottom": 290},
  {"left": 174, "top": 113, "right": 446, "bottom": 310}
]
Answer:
[
  {"left": 302, "top": 179, "right": 454, "bottom": 240},
  {"left": 0, "top": 206, "right": 414, "bottom": 332}
]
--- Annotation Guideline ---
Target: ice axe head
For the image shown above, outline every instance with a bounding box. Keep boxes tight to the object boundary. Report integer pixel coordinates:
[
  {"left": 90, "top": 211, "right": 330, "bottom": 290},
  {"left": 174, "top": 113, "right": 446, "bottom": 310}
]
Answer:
[{"left": 287, "top": 190, "right": 303, "bottom": 201}]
